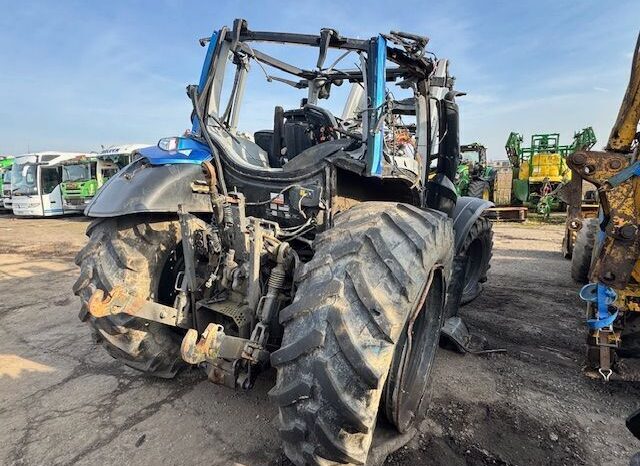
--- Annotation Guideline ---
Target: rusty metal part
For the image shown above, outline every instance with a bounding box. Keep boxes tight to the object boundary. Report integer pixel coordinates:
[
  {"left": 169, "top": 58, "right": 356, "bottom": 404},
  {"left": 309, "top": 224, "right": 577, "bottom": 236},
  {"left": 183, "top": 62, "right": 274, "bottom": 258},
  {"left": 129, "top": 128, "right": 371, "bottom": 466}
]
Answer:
[
  {"left": 558, "top": 168, "right": 585, "bottom": 257},
  {"left": 204, "top": 358, "right": 239, "bottom": 387},
  {"left": 87, "top": 286, "right": 189, "bottom": 327},
  {"left": 568, "top": 151, "right": 640, "bottom": 289},
  {"left": 179, "top": 323, "right": 254, "bottom": 366},
  {"left": 202, "top": 160, "right": 226, "bottom": 224},
  {"left": 202, "top": 160, "right": 220, "bottom": 194},
  {"left": 607, "top": 32, "right": 640, "bottom": 153},
  {"left": 181, "top": 324, "right": 224, "bottom": 364}
]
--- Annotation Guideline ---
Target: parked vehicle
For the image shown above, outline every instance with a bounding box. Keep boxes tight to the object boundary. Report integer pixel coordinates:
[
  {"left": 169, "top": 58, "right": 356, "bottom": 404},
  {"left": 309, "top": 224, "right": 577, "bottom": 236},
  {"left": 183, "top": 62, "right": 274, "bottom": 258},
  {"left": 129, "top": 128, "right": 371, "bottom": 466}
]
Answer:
[
  {"left": 0, "top": 156, "right": 13, "bottom": 211},
  {"left": 505, "top": 128, "right": 596, "bottom": 214},
  {"left": 60, "top": 156, "right": 115, "bottom": 212},
  {"left": 96, "top": 144, "right": 147, "bottom": 167},
  {"left": 75, "top": 19, "right": 493, "bottom": 465},
  {"left": 60, "top": 145, "right": 147, "bottom": 212},
  {"left": 11, "top": 152, "right": 88, "bottom": 217},
  {"left": 456, "top": 143, "right": 495, "bottom": 200}
]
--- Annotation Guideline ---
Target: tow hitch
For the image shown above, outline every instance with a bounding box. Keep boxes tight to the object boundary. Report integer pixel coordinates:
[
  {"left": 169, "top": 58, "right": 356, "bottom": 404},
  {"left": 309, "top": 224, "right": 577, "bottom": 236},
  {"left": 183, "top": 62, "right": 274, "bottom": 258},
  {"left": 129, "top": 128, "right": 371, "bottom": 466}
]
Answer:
[{"left": 87, "top": 285, "right": 191, "bottom": 328}]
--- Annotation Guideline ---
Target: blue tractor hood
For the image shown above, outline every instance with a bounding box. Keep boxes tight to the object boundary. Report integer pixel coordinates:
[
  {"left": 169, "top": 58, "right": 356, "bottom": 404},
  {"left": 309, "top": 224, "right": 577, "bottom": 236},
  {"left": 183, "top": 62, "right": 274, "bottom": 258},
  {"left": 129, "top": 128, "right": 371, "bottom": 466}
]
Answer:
[{"left": 138, "top": 137, "right": 212, "bottom": 165}]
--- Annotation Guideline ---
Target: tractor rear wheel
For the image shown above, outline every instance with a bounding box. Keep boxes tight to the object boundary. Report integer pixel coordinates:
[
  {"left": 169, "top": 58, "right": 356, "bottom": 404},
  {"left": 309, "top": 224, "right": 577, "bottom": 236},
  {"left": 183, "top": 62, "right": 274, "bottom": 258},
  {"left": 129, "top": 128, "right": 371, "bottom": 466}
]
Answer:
[
  {"left": 571, "top": 218, "right": 598, "bottom": 283},
  {"left": 458, "top": 216, "right": 493, "bottom": 305},
  {"left": 468, "top": 180, "right": 491, "bottom": 200},
  {"left": 73, "top": 215, "right": 189, "bottom": 378},
  {"left": 270, "top": 202, "right": 453, "bottom": 466}
]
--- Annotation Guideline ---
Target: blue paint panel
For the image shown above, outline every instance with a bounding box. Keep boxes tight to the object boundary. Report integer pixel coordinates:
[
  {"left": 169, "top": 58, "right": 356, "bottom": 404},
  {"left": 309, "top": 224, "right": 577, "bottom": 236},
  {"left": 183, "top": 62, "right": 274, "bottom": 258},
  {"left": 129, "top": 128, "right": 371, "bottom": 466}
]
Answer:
[
  {"left": 366, "top": 35, "right": 386, "bottom": 177},
  {"left": 139, "top": 138, "right": 212, "bottom": 166},
  {"left": 192, "top": 30, "right": 219, "bottom": 132}
]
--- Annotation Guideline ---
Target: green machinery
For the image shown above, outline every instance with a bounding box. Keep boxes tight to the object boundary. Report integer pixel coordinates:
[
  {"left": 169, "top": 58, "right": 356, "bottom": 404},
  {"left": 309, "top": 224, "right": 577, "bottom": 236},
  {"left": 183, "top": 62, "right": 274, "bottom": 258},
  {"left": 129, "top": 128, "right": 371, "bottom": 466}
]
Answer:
[
  {"left": 0, "top": 156, "right": 13, "bottom": 210},
  {"left": 456, "top": 143, "right": 495, "bottom": 200},
  {"left": 505, "top": 128, "right": 597, "bottom": 216}
]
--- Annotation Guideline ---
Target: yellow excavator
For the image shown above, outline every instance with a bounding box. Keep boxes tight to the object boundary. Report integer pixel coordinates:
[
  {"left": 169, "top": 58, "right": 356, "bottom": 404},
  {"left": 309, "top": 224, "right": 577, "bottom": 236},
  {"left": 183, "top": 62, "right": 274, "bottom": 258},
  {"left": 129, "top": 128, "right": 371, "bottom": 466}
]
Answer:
[{"left": 567, "top": 31, "right": 640, "bottom": 380}]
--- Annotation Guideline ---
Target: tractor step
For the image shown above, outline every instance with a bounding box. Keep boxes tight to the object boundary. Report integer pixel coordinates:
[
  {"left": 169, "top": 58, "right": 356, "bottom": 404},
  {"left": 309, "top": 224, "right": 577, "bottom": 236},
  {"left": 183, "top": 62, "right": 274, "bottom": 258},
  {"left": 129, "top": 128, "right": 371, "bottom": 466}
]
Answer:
[{"left": 485, "top": 206, "right": 528, "bottom": 222}]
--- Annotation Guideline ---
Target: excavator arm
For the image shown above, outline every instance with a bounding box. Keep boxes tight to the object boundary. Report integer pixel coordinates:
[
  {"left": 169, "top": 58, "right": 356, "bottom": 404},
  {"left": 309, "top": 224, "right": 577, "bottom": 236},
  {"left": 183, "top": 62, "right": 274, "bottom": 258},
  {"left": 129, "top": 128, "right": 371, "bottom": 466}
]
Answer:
[
  {"left": 607, "top": 32, "right": 640, "bottom": 153},
  {"left": 567, "top": 31, "right": 640, "bottom": 380}
]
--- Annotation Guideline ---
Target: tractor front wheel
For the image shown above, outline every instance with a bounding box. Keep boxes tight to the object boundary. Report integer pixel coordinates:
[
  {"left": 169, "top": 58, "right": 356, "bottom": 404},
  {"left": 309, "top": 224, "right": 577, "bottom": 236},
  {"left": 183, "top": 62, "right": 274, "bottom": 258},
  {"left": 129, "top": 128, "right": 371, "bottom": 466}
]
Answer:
[
  {"left": 458, "top": 216, "right": 493, "bottom": 305},
  {"left": 73, "top": 215, "right": 189, "bottom": 378}
]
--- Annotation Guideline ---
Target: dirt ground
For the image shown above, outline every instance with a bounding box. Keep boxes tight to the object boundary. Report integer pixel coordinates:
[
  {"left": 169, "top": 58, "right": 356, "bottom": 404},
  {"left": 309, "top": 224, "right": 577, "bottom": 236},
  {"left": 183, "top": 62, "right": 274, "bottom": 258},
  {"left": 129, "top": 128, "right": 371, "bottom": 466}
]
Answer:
[{"left": 0, "top": 213, "right": 639, "bottom": 466}]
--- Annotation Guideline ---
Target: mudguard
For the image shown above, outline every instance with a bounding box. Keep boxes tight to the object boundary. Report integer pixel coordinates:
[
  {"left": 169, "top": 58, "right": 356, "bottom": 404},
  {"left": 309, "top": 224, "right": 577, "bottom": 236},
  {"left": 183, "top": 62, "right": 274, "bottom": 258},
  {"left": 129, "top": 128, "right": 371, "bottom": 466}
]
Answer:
[
  {"left": 452, "top": 196, "right": 493, "bottom": 252},
  {"left": 84, "top": 160, "right": 212, "bottom": 217}
]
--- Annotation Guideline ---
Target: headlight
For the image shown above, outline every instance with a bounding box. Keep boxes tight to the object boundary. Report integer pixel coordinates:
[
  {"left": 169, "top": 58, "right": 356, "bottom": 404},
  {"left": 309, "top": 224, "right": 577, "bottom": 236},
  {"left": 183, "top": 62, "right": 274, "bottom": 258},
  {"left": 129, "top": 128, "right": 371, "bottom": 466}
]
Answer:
[{"left": 158, "top": 137, "right": 178, "bottom": 151}]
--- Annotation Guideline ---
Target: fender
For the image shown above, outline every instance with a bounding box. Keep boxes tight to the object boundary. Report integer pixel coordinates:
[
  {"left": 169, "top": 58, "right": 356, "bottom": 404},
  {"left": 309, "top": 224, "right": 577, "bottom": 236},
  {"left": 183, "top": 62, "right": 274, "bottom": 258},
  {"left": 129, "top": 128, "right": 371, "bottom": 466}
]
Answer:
[
  {"left": 84, "top": 159, "right": 212, "bottom": 217},
  {"left": 452, "top": 196, "right": 493, "bottom": 252}
]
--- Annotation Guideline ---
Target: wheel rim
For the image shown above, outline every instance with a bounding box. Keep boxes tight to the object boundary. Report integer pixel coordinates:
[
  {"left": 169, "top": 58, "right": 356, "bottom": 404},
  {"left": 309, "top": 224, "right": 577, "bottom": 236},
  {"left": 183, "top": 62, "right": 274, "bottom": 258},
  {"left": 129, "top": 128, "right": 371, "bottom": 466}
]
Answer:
[
  {"left": 384, "top": 268, "right": 445, "bottom": 432},
  {"left": 482, "top": 187, "right": 490, "bottom": 200},
  {"left": 462, "top": 238, "right": 484, "bottom": 296}
]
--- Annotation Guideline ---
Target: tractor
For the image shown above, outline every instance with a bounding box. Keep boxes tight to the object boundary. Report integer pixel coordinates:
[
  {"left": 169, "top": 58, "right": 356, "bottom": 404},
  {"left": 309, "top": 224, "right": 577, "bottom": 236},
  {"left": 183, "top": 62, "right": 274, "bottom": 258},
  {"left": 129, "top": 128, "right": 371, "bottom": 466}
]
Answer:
[
  {"left": 74, "top": 19, "right": 493, "bottom": 465},
  {"left": 456, "top": 143, "right": 495, "bottom": 200}
]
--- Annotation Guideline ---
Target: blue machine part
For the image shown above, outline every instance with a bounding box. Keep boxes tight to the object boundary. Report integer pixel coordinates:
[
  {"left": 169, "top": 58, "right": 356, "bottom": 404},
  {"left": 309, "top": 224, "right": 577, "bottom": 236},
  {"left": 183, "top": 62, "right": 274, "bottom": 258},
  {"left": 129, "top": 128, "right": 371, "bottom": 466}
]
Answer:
[
  {"left": 139, "top": 137, "right": 212, "bottom": 166},
  {"left": 606, "top": 159, "right": 640, "bottom": 188},
  {"left": 365, "top": 35, "right": 386, "bottom": 177},
  {"left": 580, "top": 283, "right": 619, "bottom": 329},
  {"left": 192, "top": 30, "right": 219, "bottom": 133}
]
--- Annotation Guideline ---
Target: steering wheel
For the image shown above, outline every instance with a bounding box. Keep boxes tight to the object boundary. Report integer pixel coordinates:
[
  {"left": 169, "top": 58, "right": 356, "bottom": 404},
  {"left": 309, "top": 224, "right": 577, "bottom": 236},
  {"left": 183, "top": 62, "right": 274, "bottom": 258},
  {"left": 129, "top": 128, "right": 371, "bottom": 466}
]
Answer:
[{"left": 301, "top": 104, "right": 339, "bottom": 141}]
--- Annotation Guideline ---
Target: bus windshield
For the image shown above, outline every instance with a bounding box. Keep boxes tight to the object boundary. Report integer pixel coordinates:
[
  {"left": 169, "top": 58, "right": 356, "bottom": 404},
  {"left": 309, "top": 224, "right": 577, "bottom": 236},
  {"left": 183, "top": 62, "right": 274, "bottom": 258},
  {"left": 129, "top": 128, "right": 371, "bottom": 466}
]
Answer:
[
  {"left": 2, "top": 169, "right": 11, "bottom": 183},
  {"left": 62, "top": 163, "right": 93, "bottom": 182},
  {"left": 11, "top": 157, "right": 38, "bottom": 195}
]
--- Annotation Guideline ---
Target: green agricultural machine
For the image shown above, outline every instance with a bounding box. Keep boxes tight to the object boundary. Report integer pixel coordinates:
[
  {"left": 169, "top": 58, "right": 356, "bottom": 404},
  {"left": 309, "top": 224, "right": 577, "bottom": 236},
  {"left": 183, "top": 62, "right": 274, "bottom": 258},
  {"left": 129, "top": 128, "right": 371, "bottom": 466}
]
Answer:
[
  {"left": 0, "top": 156, "right": 13, "bottom": 211},
  {"left": 456, "top": 143, "right": 495, "bottom": 200},
  {"left": 505, "top": 128, "right": 596, "bottom": 217}
]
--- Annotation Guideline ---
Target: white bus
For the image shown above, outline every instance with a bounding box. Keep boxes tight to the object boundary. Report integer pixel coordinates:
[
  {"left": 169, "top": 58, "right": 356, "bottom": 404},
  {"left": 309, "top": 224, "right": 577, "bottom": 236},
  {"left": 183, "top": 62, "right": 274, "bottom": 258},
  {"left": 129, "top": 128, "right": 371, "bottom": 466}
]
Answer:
[
  {"left": 11, "top": 152, "right": 89, "bottom": 217},
  {"left": 97, "top": 143, "right": 148, "bottom": 166}
]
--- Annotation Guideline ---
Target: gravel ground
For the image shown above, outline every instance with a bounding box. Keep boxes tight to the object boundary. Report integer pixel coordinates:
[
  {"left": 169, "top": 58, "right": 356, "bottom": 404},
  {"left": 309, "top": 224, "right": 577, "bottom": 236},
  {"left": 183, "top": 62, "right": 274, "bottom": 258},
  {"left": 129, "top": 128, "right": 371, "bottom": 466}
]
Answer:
[{"left": 0, "top": 213, "right": 638, "bottom": 465}]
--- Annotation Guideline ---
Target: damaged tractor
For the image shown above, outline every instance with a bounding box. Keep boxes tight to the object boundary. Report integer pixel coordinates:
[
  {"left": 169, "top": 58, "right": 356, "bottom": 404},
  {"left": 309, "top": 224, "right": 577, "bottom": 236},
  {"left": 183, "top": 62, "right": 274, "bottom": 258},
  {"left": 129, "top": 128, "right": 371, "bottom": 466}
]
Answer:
[{"left": 74, "top": 19, "right": 493, "bottom": 465}]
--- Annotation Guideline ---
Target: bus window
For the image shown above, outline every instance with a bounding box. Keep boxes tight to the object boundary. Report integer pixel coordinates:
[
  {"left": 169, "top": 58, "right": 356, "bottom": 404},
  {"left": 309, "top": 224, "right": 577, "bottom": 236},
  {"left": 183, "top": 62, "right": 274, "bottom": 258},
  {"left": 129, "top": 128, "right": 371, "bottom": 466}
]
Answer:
[
  {"left": 12, "top": 161, "right": 38, "bottom": 195},
  {"left": 41, "top": 166, "right": 62, "bottom": 194}
]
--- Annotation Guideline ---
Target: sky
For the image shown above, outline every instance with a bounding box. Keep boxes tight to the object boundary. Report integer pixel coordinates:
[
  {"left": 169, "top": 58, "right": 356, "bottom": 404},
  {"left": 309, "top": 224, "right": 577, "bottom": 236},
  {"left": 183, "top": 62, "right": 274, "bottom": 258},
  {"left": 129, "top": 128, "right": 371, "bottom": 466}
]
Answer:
[{"left": 0, "top": 0, "right": 638, "bottom": 159}]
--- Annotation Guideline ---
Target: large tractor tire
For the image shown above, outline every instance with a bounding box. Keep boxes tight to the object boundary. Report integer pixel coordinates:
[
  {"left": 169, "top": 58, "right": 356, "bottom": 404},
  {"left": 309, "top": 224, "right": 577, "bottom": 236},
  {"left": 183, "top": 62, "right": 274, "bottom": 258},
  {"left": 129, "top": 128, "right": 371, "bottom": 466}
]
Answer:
[
  {"left": 458, "top": 216, "right": 493, "bottom": 305},
  {"left": 571, "top": 218, "right": 598, "bottom": 283},
  {"left": 270, "top": 202, "right": 453, "bottom": 466},
  {"left": 73, "top": 215, "right": 188, "bottom": 378},
  {"left": 467, "top": 180, "right": 491, "bottom": 200}
]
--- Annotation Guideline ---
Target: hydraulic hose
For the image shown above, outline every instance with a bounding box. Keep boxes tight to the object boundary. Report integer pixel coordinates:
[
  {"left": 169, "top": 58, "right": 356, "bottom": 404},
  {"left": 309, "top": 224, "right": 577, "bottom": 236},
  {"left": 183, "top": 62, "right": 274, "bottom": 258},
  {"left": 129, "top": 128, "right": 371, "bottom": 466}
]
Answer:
[{"left": 189, "top": 85, "right": 229, "bottom": 196}]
